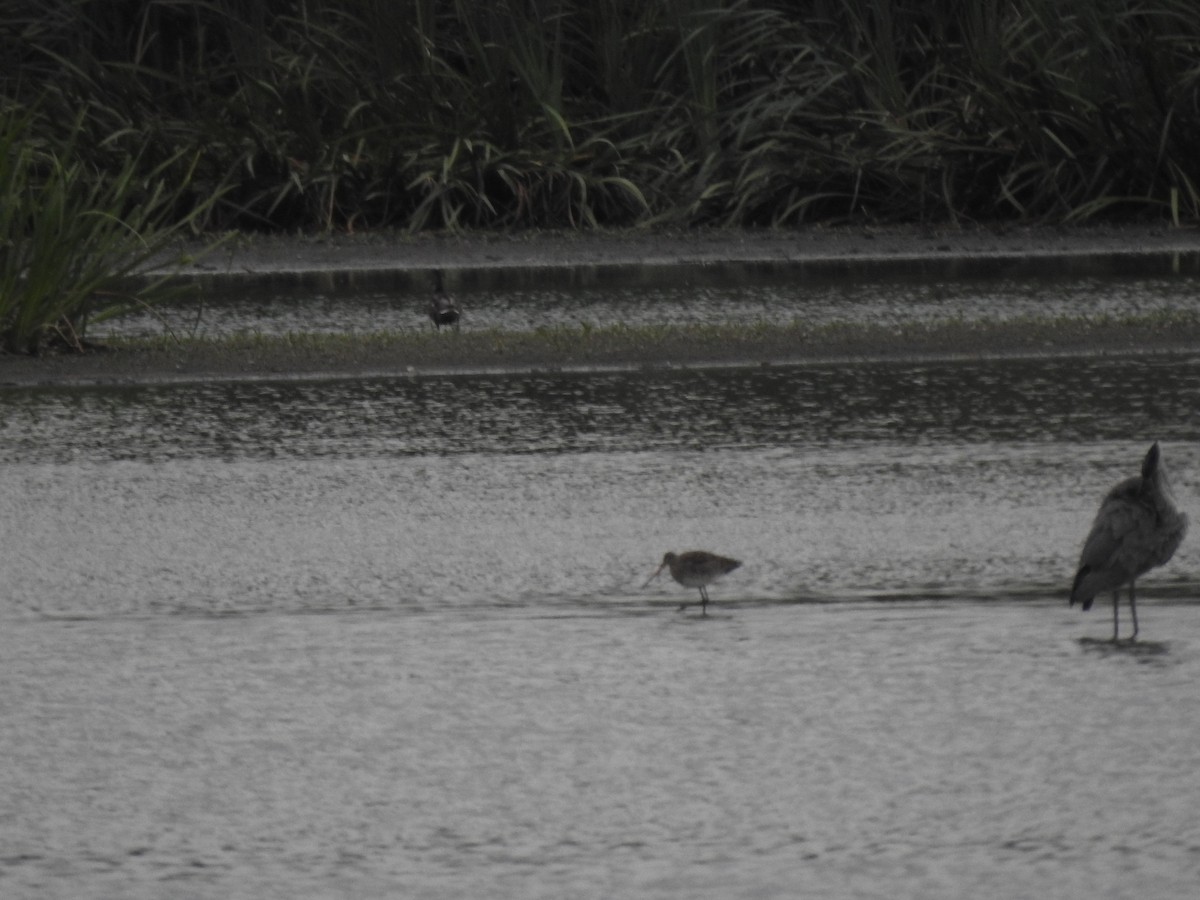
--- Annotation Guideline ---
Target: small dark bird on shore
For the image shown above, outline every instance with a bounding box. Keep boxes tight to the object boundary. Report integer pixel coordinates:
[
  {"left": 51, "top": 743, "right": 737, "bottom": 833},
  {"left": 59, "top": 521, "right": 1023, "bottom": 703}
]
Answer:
[
  {"left": 643, "top": 550, "right": 742, "bottom": 616},
  {"left": 1070, "top": 442, "right": 1188, "bottom": 641},
  {"left": 427, "top": 269, "right": 461, "bottom": 331}
]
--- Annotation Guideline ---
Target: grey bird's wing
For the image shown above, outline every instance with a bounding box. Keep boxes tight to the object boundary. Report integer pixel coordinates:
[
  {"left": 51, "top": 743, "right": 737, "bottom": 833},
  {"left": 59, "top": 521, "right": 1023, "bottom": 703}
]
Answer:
[{"left": 1071, "top": 478, "right": 1152, "bottom": 606}]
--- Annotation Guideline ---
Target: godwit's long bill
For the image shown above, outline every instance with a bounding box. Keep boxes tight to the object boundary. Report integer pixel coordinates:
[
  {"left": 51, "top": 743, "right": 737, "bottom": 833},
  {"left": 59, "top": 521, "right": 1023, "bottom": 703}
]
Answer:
[
  {"left": 1070, "top": 442, "right": 1188, "bottom": 641},
  {"left": 644, "top": 550, "right": 742, "bottom": 615}
]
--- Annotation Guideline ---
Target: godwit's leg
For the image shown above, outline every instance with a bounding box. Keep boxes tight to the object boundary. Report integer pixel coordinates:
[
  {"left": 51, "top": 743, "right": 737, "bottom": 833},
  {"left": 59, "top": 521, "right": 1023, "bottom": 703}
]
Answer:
[
  {"left": 699, "top": 586, "right": 709, "bottom": 616},
  {"left": 1130, "top": 582, "right": 1139, "bottom": 641},
  {"left": 1111, "top": 591, "right": 1120, "bottom": 642}
]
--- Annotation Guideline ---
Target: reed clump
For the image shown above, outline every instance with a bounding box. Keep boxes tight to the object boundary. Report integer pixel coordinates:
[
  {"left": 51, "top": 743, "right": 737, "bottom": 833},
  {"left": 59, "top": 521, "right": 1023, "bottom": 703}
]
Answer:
[
  {"left": 0, "top": 104, "right": 224, "bottom": 354},
  {"left": 4, "top": 0, "right": 1199, "bottom": 235}
]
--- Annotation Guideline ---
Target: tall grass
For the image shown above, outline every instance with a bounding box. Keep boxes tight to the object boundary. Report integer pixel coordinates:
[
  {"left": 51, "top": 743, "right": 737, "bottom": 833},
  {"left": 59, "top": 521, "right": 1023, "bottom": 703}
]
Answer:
[
  {"left": 3, "top": 0, "right": 1200, "bottom": 233},
  {"left": 0, "top": 104, "right": 221, "bottom": 354}
]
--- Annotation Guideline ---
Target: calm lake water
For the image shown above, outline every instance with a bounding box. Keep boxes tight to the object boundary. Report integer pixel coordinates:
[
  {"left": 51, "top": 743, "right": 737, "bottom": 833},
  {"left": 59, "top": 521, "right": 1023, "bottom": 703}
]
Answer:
[{"left": 4, "top": 300, "right": 1200, "bottom": 895}]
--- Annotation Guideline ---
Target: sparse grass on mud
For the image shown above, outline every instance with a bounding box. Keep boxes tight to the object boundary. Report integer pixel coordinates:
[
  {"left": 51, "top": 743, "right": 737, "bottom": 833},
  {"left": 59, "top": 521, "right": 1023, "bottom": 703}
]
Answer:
[{"left": 5, "top": 313, "right": 1199, "bottom": 386}]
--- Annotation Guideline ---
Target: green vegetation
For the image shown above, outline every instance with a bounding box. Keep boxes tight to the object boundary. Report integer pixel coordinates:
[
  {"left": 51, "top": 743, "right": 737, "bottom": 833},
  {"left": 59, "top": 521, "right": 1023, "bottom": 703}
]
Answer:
[
  {"left": 4, "top": 1, "right": 1200, "bottom": 353},
  {"left": 5, "top": 0, "right": 1200, "bottom": 234},
  {"left": 0, "top": 104, "right": 223, "bottom": 354}
]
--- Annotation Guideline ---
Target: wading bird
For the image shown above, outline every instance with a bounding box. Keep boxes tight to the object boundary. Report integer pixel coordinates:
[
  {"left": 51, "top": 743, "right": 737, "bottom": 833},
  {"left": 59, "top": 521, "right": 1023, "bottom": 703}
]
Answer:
[
  {"left": 644, "top": 550, "right": 742, "bottom": 616},
  {"left": 427, "top": 269, "right": 461, "bottom": 330},
  {"left": 1070, "top": 442, "right": 1188, "bottom": 641}
]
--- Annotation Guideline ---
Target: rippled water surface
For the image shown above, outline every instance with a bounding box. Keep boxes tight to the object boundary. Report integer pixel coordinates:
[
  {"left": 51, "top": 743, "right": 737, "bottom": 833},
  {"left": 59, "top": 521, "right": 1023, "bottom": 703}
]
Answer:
[{"left": 3, "top": 351, "right": 1200, "bottom": 898}]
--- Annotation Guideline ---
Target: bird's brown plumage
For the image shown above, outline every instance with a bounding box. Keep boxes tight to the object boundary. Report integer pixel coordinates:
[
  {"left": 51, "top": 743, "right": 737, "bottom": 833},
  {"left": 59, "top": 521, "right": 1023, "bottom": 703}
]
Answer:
[
  {"left": 427, "top": 269, "right": 461, "bottom": 330},
  {"left": 644, "top": 550, "right": 742, "bottom": 615}
]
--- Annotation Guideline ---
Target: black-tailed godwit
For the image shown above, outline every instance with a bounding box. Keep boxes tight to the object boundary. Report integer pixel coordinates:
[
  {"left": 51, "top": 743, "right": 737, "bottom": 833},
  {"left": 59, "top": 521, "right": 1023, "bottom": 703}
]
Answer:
[{"left": 644, "top": 550, "right": 742, "bottom": 615}]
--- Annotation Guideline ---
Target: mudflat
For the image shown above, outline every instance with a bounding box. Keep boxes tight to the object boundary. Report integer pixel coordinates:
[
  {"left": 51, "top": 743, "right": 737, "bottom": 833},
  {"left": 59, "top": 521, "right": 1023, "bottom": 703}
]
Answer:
[{"left": 3, "top": 224, "right": 1199, "bottom": 386}]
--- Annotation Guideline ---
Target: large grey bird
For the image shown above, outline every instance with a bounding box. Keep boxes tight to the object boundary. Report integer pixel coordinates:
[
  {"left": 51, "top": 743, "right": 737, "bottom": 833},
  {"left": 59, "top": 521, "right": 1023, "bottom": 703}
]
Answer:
[
  {"left": 1070, "top": 442, "right": 1188, "bottom": 641},
  {"left": 644, "top": 550, "right": 742, "bottom": 616}
]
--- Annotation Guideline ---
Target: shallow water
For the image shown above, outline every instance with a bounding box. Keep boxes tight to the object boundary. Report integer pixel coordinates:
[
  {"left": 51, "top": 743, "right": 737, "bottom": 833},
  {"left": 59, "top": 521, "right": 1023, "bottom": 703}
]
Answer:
[
  {"left": 3, "top": 353, "right": 1200, "bottom": 898},
  {"left": 96, "top": 271, "right": 1200, "bottom": 338}
]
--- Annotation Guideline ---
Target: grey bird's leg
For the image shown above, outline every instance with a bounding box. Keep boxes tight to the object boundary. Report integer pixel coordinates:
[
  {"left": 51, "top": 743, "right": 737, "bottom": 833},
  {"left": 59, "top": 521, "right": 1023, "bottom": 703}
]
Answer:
[{"left": 1130, "top": 581, "right": 1139, "bottom": 641}]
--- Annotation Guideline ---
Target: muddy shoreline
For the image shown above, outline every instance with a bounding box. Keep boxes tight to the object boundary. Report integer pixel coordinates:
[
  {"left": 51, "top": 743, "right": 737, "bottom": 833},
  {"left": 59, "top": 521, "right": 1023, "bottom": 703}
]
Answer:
[{"left": 4, "top": 224, "right": 1200, "bottom": 387}]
